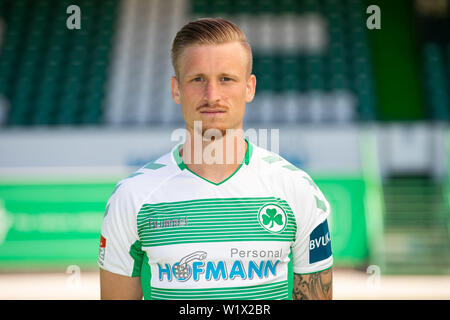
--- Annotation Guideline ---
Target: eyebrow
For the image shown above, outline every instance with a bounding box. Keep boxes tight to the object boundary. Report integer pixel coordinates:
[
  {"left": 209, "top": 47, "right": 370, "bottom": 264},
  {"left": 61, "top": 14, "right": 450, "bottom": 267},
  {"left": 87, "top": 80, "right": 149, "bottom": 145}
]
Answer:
[
  {"left": 187, "top": 72, "right": 240, "bottom": 79},
  {"left": 220, "top": 73, "right": 239, "bottom": 79}
]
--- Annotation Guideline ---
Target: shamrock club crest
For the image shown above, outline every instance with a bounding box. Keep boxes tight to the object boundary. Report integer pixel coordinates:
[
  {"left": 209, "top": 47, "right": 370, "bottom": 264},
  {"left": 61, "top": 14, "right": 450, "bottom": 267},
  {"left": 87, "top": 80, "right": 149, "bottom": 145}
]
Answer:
[{"left": 257, "top": 203, "right": 287, "bottom": 233}]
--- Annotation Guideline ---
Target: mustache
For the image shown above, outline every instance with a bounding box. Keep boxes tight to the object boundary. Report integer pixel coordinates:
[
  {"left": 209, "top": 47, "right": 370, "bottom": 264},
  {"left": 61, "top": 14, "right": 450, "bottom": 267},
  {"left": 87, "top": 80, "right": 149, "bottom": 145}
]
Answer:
[{"left": 196, "top": 103, "right": 228, "bottom": 111}]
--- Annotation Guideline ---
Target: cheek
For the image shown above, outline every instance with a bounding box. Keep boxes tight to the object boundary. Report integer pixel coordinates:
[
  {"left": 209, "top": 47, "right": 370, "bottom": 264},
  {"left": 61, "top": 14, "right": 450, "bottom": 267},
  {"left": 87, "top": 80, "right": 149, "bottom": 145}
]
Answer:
[
  {"left": 179, "top": 88, "right": 198, "bottom": 107},
  {"left": 229, "top": 87, "right": 248, "bottom": 107}
]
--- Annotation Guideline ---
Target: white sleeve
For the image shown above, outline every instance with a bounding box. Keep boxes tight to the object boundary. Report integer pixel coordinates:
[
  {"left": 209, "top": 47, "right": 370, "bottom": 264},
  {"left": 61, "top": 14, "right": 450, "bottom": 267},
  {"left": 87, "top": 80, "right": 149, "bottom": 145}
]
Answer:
[
  {"left": 98, "top": 182, "right": 144, "bottom": 277},
  {"left": 291, "top": 174, "right": 333, "bottom": 274}
]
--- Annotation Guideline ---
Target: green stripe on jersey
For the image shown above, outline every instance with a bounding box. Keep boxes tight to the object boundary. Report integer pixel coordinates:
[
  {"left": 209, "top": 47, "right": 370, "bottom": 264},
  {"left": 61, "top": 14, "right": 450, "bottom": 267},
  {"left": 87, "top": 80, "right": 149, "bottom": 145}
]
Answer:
[
  {"left": 137, "top": 197, "right": 297, "bottom": 247},
  {"left": 129, "top": 240, "right": 144, "bottom": 277},
  {"left": 150, "top": 280, "right": 289, "bottom": 300}
]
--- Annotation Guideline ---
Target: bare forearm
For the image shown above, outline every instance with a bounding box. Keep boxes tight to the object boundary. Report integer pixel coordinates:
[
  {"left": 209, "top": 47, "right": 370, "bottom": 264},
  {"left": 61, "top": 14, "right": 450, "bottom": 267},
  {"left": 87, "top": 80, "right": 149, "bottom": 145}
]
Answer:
[{"left": 292, "top": 267, "right": 333, "bottom": 300}]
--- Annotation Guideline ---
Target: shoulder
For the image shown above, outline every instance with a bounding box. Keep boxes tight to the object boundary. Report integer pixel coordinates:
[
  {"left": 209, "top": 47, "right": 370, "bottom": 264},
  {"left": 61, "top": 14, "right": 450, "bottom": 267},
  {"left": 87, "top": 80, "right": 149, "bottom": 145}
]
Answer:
[
  {"left": 249, "top": 143, "right": 330, "bottom": 214},
  {"left": 249, "top": 143, "right": 316, "bottom": 193},
  {"left": 107, "top": 147, "right": 182, "bottom": 206}
]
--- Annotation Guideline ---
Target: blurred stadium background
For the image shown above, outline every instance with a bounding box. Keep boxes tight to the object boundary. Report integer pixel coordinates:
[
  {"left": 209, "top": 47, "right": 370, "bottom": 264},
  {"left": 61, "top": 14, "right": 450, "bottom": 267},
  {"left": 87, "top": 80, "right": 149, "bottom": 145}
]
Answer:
[{"left": 0, "top": 0, "right": 449, "bottom": 299}]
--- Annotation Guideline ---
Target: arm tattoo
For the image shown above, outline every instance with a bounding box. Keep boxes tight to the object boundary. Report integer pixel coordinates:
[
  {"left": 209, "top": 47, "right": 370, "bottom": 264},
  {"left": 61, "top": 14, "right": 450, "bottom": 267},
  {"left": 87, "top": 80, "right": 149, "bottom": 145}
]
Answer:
[{"left": 292, "top": 268, "right": 333, "bottom": 300}]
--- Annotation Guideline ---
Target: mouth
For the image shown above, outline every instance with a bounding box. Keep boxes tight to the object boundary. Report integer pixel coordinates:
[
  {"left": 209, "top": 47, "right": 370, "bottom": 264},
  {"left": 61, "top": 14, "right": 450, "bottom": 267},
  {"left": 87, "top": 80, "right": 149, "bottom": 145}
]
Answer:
[{"left": 199, "top": 109, "right": 227, "bottom": 115}]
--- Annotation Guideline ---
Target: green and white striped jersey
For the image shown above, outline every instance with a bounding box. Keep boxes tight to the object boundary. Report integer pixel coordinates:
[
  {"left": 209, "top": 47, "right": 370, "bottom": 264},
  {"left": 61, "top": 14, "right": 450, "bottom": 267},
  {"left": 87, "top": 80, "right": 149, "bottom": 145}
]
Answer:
[{"left": 98, "top": 139, "right": 333, "bottom": 300}]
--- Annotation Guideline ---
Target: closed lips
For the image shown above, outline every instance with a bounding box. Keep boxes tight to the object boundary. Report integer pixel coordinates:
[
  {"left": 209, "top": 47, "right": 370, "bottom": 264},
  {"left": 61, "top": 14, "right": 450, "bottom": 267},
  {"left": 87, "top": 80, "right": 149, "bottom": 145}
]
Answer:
[{"left": 200, "top": 109, "right": 226, "bottom": 113}]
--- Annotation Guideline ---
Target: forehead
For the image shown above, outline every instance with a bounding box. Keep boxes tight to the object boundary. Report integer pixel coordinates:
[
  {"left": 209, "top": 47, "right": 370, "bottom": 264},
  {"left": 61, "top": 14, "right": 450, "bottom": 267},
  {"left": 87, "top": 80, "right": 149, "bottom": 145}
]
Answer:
[{"left": 178, "top": 42, "right": 248, "bottom": 78}]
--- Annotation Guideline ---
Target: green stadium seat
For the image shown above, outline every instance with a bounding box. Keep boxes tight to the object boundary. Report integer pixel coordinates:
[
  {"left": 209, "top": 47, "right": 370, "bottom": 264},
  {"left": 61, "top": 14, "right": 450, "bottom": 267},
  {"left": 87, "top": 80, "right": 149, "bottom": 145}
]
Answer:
[
  {"left": 81, "top": 92, "right": 103, "bottom": 124},
  {"left": 327, "top": 8, "right": 344, "bottom": 25},
  {"left": 279, "top": 0, "right": 298, "bottom": 13},
  {"left": 301, "top": 0, "right": 321, "bottom": 13},
  {"left": 45, "top": 48, "right": 65, "bottom": 65},
  {"left": 354, "top": 57, "right": 371, "bottom": 75},
  {"left": 329, "top": 28, "right": 346, "bottom": 46},
  {"left": 307, "top": 74, "right": 325, "bottom": 91},
  {"left": 258, "top": 74, "right": 274, "bottom": 92},
  {"left": 423, "top": 43, "right": 449, "bottom": 120},
  {"left": 9, "top": 92, "right": 32, "bottom": 125},
  {"left": 357, "top": 91, "right": 377, "bottom": 121},
  {"left": 0, "top": 76, "right": 9, "bottom": 94},
  {"left": 9, "top": 0, "right": 28, "bottom": 18},
  {"left": 2, "top": 0, "right": 380, "bottom": 125},
  {"left": 351, "top": 42, "right": 370, "bottom": 60},
  {"left": 211, "top": 0, "right": 231, "bottom": 15},
  {"left": 447, "top": 44, "right": 450, "bottom": 104},
  {"left": 329, "top": 42, "right": 347, "bottom": 60},
  {"left": 0, "top": 0, "right": 116, "bottom": 126},
  {"left": 257, "top": 0, "right": 279, "bottom": 14},
  {"left": 280, "top": 58, "right": 300, "bottom": 87},
  {"left": 0, "top": 56, "right": 13, "bottom": 84},
  {"left": 305, "top": 57, "right": 324, "bottom": 77},
  {"left": 191, "top": 0, "right": 209, "bottom": 15},
  {"left": 32, "top": 94, "right": 56, "bottom": 125},
  {"left": 330, "top": 74, "right": 349, "bottom": 90},
  {"left": 233, "top": 0, "right": 252, "bottom": 15},
  {"left": 57, "top": 97, "right": 80, "bottom": 125},
  {"left": 282, "top": 74, "right": 301, "bottom": 91},
  {"left": 330, "top": 57, "right": 347, "bottom": 75},
  {"left": 323, "top": 0, "right": 342, "bottom": 13}
]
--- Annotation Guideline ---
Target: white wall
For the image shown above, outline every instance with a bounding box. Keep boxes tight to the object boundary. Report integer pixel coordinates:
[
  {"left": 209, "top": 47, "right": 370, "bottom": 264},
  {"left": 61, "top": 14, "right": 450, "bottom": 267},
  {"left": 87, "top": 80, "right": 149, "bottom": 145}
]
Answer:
[{"left": 1, "top": 124, "right": 446, "bottom": 181}]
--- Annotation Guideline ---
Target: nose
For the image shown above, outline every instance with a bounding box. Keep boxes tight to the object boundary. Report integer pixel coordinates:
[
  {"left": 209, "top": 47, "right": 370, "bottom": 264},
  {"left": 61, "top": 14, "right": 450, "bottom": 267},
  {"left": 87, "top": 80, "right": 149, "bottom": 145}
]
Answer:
[{"left": 204, "top": 80, "right": 220, "bottom": 104}]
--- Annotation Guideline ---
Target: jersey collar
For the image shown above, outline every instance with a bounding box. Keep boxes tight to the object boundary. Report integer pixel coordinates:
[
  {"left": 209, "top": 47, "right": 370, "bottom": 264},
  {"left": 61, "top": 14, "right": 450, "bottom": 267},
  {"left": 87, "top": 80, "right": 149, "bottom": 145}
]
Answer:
[{"left": 172, "top": 138, "right": 253, "bottom": 185}]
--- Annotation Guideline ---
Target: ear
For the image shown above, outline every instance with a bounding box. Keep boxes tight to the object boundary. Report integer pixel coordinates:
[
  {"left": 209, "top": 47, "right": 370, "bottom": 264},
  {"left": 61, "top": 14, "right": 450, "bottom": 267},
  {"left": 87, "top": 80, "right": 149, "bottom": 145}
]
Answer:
[
  {"left": 245, "top": 74, "right": 256, "bottom": 103},
  {"left": 171, "top": 76, "right": 181, "bottom": 104}
]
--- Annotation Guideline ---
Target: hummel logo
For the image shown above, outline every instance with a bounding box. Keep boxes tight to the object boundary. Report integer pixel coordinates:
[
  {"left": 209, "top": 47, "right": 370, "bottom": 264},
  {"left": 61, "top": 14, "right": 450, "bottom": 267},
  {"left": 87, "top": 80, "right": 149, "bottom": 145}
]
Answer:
[{"left": 149, "top": 216, "right": 188, "bottom": 229}]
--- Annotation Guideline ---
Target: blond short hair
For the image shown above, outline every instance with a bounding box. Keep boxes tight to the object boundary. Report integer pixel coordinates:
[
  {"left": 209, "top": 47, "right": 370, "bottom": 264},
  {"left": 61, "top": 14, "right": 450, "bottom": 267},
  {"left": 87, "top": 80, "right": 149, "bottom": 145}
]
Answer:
[{"left": 171, "top": 17, "right": 253, "bottom": 78}]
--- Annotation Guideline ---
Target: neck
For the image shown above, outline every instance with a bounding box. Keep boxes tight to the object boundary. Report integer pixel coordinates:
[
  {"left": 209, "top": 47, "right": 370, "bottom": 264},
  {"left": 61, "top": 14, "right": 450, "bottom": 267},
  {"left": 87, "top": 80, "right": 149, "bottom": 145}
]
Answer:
[{"left": 180, "top": 127, "right": 247, "bottom": 183}]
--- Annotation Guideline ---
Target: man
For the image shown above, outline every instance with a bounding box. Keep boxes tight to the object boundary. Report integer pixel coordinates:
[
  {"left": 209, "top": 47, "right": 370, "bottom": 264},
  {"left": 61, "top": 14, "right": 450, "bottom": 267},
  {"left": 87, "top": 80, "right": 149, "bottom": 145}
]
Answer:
[{"left": 99, "top": 17, "right": 333, "bottom": 300}]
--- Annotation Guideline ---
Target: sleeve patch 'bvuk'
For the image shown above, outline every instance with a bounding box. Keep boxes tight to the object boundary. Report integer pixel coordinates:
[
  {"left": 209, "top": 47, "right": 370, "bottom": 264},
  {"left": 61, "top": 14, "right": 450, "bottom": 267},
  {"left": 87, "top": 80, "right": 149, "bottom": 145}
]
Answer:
[{"left": 309, "top": 220, "right": 332, "bottom": 264}]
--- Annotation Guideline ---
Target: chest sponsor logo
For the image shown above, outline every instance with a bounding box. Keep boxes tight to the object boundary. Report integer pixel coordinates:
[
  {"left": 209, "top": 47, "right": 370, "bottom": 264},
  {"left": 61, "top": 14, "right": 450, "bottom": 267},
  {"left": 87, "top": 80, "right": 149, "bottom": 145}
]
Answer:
[
  {"left": 257, "top": 203, "right": 287, "bottom": 233},
  {"left": 157, "top": 249, "right": 282, "bottom": 282}
]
